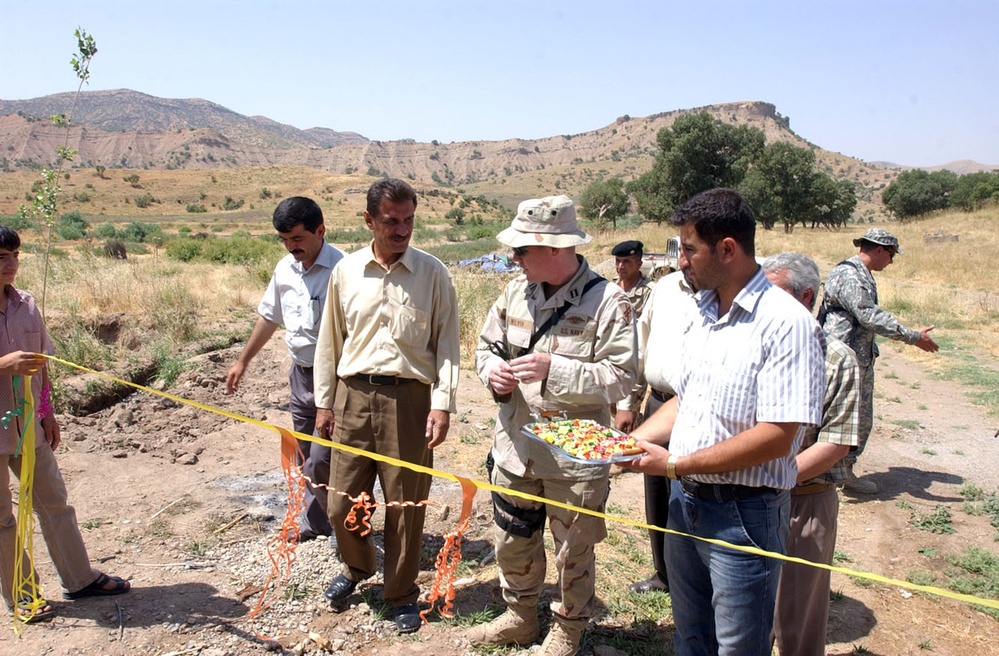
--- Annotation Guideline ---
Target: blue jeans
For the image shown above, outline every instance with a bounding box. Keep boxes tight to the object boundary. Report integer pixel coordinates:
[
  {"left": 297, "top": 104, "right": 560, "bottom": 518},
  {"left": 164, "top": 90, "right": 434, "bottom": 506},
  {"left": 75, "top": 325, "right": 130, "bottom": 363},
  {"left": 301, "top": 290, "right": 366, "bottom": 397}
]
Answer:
[{"left": 666, "top": 480, "right": 790, "bottom": 656}]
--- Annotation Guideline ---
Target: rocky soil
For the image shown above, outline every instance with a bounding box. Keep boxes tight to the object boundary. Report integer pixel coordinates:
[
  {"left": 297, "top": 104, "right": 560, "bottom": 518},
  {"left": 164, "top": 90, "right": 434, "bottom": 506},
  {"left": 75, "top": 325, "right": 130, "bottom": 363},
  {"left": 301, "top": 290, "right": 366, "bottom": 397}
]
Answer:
[{"left": 5, "top": 333, "right": 998, "bottom": 656}]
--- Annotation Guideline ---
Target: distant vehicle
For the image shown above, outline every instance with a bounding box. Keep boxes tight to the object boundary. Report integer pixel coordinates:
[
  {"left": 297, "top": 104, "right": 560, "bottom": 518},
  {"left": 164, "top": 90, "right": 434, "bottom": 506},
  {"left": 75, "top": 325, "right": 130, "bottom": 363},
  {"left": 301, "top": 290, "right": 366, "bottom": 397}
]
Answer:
[{"left": 641, "top": 236, "right": 681, "bottom": 280}]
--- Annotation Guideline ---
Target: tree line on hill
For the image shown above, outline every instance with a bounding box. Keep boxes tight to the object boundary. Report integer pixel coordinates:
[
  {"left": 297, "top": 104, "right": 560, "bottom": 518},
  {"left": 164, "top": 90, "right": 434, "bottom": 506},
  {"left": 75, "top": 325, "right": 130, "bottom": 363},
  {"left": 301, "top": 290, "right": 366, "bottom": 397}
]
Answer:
[
  {"left": 881, "top": 169, "right": 999, "bottom": 220},
  {"left": 579, "top": 112, "right": 857, "bottom": 232}
]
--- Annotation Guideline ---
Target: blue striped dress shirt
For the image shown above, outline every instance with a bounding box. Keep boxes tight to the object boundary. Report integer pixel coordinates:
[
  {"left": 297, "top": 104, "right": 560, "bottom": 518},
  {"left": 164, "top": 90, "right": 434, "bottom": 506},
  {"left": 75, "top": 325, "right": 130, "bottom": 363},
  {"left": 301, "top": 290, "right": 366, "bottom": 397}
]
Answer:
[{"left": 669, "top": 267, "right": 826, "bottom": 489}]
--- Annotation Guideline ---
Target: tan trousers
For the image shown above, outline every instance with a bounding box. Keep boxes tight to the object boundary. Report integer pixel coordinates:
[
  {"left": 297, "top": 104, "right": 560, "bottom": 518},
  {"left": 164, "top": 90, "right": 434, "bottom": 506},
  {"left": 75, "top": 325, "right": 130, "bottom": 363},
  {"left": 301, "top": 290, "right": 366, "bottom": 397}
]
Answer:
[
  {"left": 491, "top": 463, "right": 609, "bottom": 626},
  {"left": 327, "top": 378, "right": 432, "bottom": 607},
  {"left": 773, "top": 487, "right": 839, "bottom": 656},
  {"left": 1, "top": 444, "right": 98, "bottom": 608}
]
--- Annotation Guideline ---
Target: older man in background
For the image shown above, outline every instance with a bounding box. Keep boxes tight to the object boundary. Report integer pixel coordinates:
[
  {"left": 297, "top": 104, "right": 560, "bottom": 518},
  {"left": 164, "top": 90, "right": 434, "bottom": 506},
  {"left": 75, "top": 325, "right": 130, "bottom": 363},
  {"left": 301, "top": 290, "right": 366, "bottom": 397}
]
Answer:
[{"left": 765, "top": 252, "right": 860, "bottom": 656}]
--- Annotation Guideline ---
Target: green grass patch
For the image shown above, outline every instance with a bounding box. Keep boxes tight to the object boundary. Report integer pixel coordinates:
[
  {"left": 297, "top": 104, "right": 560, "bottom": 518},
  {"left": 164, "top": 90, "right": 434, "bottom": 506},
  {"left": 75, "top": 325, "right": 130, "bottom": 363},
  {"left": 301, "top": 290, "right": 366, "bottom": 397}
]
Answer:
[
  {"left": 909, "top": 505, "right": 955, "bottom": 534},
  {"left": 890, "top": 418, "right": 922, "bottom": 430},
  {"left": 931, "top": 336, "right": 999, "bottom": 417}
]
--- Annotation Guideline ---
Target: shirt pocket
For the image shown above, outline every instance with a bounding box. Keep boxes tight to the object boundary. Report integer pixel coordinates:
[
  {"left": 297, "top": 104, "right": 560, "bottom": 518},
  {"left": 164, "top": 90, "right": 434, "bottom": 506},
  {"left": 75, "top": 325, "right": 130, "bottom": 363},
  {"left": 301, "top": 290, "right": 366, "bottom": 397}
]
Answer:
[
  {"left": 708, "top": 351, "right": 760, "bottom": 421},
  {"left": 551, "top": 312, "right": 596, "bottom": 358},
  {"left": 389, "top": 300, "right": 429, "bottom": 348}
]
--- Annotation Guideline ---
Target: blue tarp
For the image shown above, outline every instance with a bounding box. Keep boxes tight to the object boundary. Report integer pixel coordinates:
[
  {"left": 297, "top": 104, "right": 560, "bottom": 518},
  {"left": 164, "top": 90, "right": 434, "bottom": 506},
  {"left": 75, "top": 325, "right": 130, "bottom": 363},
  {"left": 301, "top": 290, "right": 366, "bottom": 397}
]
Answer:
[{"left": 458, "top": 253, "right": 521, "bottom": 273}]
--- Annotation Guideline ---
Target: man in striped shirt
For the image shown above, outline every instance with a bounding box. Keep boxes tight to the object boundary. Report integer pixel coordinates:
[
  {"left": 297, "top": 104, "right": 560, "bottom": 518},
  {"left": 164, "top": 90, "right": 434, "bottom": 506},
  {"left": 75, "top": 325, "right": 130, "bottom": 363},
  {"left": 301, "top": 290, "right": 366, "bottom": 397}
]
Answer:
[{"left": 626, "top": 189, "right": 825, "bottom": 656}]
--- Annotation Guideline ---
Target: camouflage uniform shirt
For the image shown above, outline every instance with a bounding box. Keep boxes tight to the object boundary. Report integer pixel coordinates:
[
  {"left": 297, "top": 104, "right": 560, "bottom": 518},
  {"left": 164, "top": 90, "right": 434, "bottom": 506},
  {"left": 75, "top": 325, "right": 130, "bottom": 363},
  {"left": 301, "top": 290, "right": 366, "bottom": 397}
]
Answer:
[{"left": 820, "top": 255, "right": 921, "bottom": 367}]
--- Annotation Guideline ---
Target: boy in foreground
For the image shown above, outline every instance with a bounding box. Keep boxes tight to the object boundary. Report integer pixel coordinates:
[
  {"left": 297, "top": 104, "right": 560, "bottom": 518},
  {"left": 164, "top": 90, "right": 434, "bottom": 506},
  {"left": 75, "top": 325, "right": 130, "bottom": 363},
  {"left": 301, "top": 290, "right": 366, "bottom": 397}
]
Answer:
[{"left": 0, "top": 225, "right": 130, "bottom": 623}]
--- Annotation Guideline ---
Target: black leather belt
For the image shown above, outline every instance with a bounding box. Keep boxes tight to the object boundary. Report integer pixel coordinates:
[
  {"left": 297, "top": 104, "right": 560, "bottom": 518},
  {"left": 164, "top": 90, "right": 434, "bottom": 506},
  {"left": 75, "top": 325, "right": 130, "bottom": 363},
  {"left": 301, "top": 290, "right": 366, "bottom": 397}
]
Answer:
[
  {"left": 650, "top": 388, "right": 673, "bottom": 403},
  {"left": 680, "top": 478, "right": 778, "bottom": 502},
  {"left": 353, "top": 373, "right": 415, "bottom": 386}
]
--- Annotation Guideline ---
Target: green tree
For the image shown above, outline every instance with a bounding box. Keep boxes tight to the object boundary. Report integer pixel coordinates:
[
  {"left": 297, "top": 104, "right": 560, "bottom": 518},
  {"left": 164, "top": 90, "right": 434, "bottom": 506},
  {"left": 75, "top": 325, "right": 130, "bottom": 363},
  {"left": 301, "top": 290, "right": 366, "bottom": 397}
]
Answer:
[
  {"left": 807, "top": 175, "right": 857, "bottom": 228},
  {"left": 580, "top": 177, "right": 629, "bottom": 229},
  {"left": 628, "top": 112, "right": 764, "bottom": 222},
  {"left": 445, "top": 207, "right": 466, "bottom": 225},
  {"left": 740, "top": 142, "right": 816, "bottom": 232},
  {"left": 882, "top": 169, "right": 954, "bottom": 219},
  {"left": 17, "top": 27, "right": 97, "bottom": 314},
  {"left": 950, "top": 171, "right": 999, "bottom": 211}
]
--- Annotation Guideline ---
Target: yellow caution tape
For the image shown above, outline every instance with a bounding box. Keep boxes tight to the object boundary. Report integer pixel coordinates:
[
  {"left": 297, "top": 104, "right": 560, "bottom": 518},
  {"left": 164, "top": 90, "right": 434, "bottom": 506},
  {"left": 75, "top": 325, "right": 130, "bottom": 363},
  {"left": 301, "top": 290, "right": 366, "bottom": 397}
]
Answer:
[
  {"left": 42, "top": 354, "right": 999, "bottom": 611},
  {"left": 12, "top": 378, "right": 46, "bottom": 633}
]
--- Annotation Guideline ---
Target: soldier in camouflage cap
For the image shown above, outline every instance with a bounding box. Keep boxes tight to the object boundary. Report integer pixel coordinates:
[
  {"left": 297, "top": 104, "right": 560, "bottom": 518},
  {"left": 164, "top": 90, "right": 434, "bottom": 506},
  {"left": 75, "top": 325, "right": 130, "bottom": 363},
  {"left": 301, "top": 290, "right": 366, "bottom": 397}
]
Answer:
[
  {"left": 852, "top": 228, "right": 904, "bottom": 254},
  {"left": 818, "top": 228, "right": 938, "bottom": 494}
]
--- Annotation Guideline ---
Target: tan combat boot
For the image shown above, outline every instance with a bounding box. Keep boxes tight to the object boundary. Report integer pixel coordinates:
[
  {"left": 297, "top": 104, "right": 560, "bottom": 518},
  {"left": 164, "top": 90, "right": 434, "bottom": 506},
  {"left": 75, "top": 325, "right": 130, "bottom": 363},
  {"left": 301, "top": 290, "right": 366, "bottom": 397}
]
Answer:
[
  {"left": 537, "top": 618, "right": 583, "bottom": 656},
  {"left": 465, "top": 603, "right": 539, "bottom": 647}
]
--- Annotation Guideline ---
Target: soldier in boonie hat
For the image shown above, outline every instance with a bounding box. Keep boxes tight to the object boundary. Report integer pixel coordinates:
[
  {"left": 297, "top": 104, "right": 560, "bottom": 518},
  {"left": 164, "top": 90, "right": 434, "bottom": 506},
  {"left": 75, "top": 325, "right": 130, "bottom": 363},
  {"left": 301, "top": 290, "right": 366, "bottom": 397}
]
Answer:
[
  {"left": 496, "top": 195, "right": 592, "bottom": 249},
  {"left": 853, "top": 228, "right": 903, "bottom": 255}
]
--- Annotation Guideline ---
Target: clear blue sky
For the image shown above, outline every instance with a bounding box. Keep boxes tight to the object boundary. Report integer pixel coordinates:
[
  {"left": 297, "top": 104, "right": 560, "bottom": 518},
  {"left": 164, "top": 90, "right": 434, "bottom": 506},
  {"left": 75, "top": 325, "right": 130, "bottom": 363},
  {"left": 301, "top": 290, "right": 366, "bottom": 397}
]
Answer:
[{"left": 2, "top": 0, "right": 997, "bottom": 167}]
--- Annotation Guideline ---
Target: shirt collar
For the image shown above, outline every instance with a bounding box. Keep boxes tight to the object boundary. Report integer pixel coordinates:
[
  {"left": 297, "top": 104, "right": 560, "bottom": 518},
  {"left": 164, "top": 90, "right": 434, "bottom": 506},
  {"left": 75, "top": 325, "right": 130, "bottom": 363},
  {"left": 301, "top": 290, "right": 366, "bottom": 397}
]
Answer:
[
  {"left": 697, "top": 265, "right": 769, "bottom": 323},
  {"left": 528, "top": 255, "right": 591, "bottom": 309},
  {"left": 364, "top": 242, "right": 417, "bottom": 273}
]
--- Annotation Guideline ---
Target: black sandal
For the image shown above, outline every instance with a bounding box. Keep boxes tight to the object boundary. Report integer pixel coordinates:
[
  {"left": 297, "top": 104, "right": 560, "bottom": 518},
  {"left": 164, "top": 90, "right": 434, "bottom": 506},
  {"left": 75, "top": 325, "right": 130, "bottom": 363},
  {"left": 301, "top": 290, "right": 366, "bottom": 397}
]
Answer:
[
  {"left": 15, "top": 598, "right": 55, "bottom": 623},
  {"left": 63, "top": 572, "right": 131, "bottom": 600}
]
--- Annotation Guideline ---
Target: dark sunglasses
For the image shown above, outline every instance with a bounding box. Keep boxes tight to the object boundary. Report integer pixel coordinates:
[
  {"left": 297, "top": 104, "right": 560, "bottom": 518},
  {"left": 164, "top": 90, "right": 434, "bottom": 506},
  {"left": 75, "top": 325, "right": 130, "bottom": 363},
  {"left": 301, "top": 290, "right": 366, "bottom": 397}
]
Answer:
[
  {"left": 885, "top": 247, "right": 897, "bottom": 261},
  {"left": 512, "top": 246, "right": 529, "bottom": 257}
]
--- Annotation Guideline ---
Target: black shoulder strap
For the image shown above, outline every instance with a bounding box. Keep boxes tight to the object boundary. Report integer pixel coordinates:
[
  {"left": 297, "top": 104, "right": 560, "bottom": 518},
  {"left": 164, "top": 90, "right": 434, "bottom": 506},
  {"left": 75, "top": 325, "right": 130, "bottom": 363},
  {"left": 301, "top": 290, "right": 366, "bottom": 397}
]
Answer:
[{"left": 525, "top": 276, "right": 605, "bottom": 354}]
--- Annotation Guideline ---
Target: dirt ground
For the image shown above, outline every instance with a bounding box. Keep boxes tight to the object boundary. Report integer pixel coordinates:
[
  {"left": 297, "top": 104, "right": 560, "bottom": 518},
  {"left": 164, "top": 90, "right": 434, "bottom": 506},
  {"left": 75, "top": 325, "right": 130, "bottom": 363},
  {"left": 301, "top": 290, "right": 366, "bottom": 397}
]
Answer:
[{"left": 4, "top": 331, "right": 998, "bottom": 656}]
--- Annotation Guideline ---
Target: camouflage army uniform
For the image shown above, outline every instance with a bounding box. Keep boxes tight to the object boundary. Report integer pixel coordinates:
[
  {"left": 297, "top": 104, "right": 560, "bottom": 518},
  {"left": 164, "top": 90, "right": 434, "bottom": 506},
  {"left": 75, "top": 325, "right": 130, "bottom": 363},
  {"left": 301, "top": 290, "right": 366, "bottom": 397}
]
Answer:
[
  {"left": 820, "top": 254, "right": 921, "bottom": 461},
  {"left": 615, "top": 274, "right": 655, "bottom": 319},
  {"left": 475, "top": 257, "right": 638, "bottom": 630}
]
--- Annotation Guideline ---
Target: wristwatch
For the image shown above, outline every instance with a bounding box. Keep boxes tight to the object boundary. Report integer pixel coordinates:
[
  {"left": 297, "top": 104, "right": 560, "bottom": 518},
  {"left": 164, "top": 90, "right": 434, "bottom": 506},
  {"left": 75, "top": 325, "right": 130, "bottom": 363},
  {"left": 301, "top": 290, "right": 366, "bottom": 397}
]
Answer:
[{"left": 666, "top": 454, "right": 679, "bottom": 480}]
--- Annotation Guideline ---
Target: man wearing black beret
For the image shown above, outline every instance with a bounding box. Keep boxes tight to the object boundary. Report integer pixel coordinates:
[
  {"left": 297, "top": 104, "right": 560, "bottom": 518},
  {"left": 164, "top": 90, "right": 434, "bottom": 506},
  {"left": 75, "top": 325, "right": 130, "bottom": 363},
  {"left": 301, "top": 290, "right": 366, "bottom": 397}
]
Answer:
[{"left": 611, "top": 240, "right": 654, "bottom": 317}]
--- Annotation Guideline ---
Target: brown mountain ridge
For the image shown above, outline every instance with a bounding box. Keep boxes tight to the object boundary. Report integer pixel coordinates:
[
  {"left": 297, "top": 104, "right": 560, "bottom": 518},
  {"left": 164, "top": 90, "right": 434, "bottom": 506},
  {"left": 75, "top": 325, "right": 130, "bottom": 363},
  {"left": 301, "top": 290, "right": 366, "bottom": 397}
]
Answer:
[{"left": 0, "top": 90, "right": 900, "bottom": 218}]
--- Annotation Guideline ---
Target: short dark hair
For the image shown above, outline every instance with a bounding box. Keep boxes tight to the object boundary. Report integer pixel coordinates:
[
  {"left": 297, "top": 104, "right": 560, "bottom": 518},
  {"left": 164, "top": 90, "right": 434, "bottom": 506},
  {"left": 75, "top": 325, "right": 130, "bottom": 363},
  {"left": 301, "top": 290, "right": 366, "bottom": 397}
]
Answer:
[
  {"left": 0, "top": 225, "right": 21, "bottom": 251},
  {"left": 366, "top": 178, "right": 418, "bottom": 218},
  {"left": 857, "top": 240, "right": 882, "bottom": 255},
  {"left": 670, "top": 188, "right": 756, "bottom": 256},
  {"left": 272, "top": 197, "right": 324, "bottom": 233}
]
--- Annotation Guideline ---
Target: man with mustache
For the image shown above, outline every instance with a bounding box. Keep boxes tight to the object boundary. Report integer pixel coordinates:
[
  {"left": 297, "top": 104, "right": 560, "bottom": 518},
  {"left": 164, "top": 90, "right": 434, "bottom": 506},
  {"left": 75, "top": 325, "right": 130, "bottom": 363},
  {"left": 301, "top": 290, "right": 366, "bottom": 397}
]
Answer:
[
  {"left": 226, "top": 196, "right": 344, "bottom": 540},
  {"left": 314, "top": 178, "right": 460, "bottom": 635}
]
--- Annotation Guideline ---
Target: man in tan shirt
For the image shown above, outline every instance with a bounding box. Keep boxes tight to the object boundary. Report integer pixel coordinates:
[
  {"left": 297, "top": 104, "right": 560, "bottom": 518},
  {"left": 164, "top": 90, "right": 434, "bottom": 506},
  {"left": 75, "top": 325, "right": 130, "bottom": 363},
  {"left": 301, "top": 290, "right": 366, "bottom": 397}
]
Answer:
[{"left": 313, "top": 179, "right": 460, "bottom": 635}]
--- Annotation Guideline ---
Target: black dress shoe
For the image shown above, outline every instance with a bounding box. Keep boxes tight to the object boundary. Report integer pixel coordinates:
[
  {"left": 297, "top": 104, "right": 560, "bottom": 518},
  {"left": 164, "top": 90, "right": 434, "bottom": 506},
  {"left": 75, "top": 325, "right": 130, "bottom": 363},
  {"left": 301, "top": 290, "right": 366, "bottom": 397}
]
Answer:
[
  {"left": 323, "top": 574, "right": 357, "bottom": 602},
  {"left": 628, "top": 573, "right": 669, "bottom": 594},
  {"left": 393, "top": 603, "right": 422, "bottom": 634}
]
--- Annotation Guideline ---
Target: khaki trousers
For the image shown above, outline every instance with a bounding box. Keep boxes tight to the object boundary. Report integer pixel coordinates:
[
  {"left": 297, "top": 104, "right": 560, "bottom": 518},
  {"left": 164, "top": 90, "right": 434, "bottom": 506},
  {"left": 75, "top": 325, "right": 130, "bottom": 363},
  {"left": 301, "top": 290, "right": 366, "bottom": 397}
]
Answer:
[
  {"left": 327, "top": 377, "right": 432, "bottom": 607},
  {"left": 773, "top": 487, "right": 839, "bottom": 656},
  {"left": 491, "top": 463, "right": 609, "bottom": 625},
  {"left": 1, "top": 444, "right": 98, "bottom": 608}
]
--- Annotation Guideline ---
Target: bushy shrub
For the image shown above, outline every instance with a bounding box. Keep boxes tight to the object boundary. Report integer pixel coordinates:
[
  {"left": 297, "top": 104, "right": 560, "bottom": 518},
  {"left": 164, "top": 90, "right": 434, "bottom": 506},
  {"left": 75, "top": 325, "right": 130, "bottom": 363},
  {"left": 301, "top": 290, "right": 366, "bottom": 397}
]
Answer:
[
  {"left": 199, "top": 236, "right": 276, "bottom": 265},
  {"left": 121, "top": 221, "right": 164, "bottom": 244},
  {"left": 186, "top": 203, "right": 207, "bottom": 213},
  {"left": 165, "top": 239, "right": 202, "bottom": 262},
  {"left": 57, "top": 210, "right": 88, "bottom": 240},
  {"left": 94, "top": 223, "right": 118, "bottom": 239},
  {"left": 134, "top": 193, "right": 158, "bottom": 208},
  {"left": 222, "top": 196, "right": 244, "bottom": 211},
  {"left": 1, "top": 214, "right": 35, "bottom": 232}
]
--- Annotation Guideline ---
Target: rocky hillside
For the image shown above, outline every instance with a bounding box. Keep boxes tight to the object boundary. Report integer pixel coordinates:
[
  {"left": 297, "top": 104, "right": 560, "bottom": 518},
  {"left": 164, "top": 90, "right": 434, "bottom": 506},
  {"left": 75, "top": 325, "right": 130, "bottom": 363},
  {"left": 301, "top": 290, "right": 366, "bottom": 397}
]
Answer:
[{"left": 0, "top": 91, "right": 897, "bottom": 219}]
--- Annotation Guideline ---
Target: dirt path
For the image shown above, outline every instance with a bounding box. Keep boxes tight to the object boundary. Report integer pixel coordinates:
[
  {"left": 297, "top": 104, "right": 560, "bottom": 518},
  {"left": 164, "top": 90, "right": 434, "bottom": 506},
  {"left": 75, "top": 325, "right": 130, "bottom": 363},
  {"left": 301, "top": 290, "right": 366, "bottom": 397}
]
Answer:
[{"left": 6, "top": 334, "right": 998, "bottom": 655}]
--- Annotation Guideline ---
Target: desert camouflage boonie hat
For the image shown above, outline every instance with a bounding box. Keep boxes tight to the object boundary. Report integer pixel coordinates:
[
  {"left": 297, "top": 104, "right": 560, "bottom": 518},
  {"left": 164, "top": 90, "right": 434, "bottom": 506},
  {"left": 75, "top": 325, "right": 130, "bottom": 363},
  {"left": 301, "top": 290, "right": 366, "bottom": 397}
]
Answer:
[
  {"left": 497, "top": 195, "right": 592, "bottom": 249},
  {"left": 853, "top": 228, "right": 903, "bottom": 255}
]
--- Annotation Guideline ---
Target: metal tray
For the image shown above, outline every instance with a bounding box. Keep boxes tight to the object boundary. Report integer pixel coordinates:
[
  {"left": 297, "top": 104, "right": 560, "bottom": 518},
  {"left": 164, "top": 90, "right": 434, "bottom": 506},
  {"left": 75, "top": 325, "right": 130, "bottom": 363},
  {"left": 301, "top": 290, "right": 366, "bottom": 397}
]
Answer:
[{"left": 520, "top": 418, "right": 643, "bottom": 465}]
